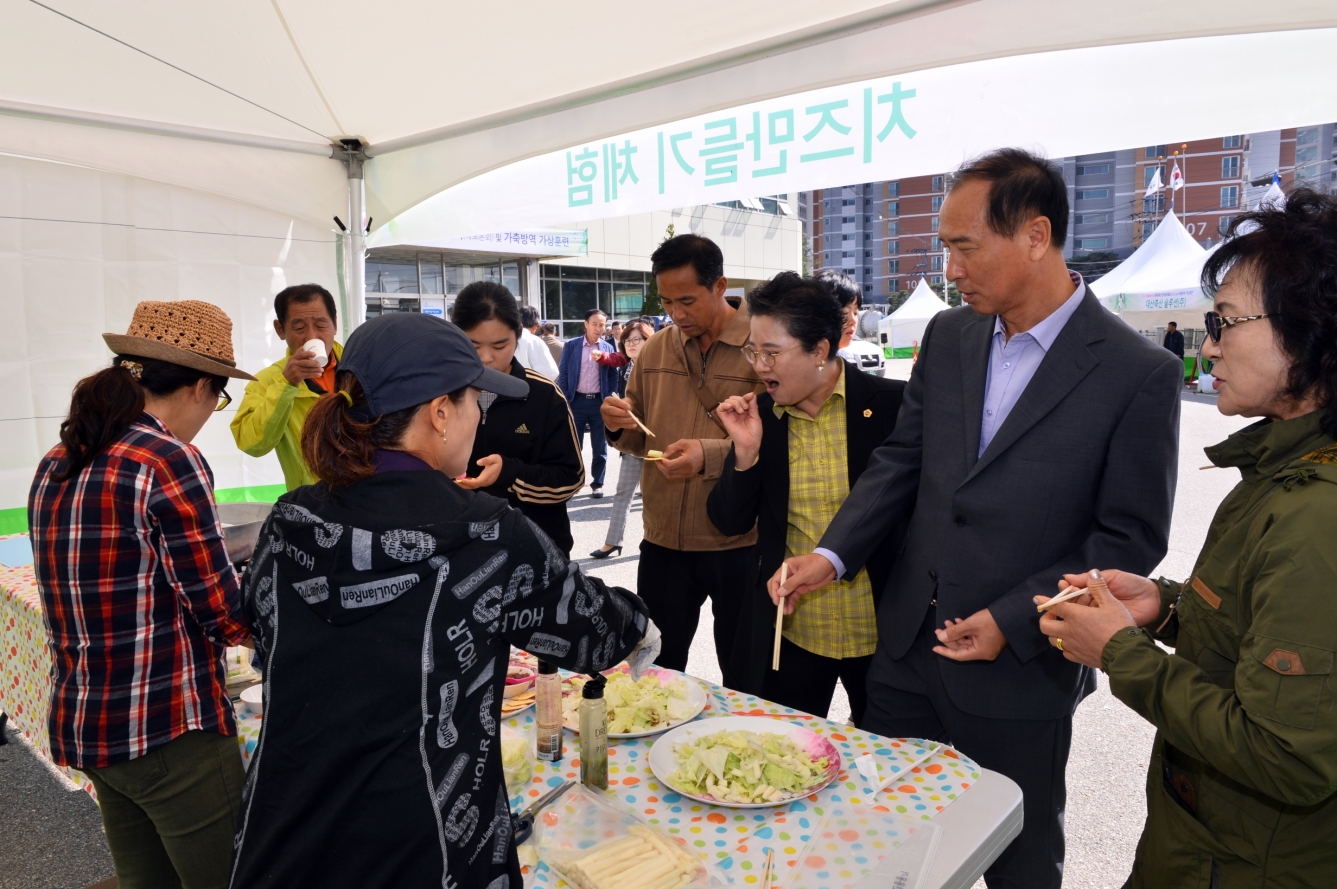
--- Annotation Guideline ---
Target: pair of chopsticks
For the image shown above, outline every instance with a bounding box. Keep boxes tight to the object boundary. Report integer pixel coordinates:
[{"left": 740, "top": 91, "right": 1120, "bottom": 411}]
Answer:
[
  {"left": 1035, "top": 570, "right": 1111, "bottom": 613},
  {"left": 631, "top": 412, "right": 655, "bottom": 438},
  {"left": 772, "top": 565, "right": 788, "bottom": 671},
  {"left": 762, "top": 848, "right": 775, "bottom": 889}
]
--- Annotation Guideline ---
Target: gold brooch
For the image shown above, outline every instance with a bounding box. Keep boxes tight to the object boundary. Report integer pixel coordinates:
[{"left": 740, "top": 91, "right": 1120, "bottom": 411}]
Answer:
[{"left": 863, "top": 409, "right": 872, "bottom": 417}]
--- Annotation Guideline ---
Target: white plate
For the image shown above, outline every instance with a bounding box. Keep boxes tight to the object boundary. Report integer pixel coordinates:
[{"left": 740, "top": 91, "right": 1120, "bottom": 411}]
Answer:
[
  {"left": 647, "top": 715, "right": 842, "bottom": 808},
  {"left": 562, "top": 667, "right": 708, "bottom": 739}
]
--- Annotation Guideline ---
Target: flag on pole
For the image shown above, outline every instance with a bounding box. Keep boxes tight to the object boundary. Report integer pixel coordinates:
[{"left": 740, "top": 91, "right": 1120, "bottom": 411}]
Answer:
[
  {"left": 1143, "top": 167, "right": 1163, "bottom": 198},
  {"left": 1170, "top": 160, "right": 1184, "bottom": 190}
]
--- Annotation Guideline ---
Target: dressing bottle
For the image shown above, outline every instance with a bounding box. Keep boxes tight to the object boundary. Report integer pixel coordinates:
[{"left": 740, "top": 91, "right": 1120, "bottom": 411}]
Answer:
[
  {"left": 535, "top": 660, "right": 563, "bottom": 764},
  {"left": 578, "top": 674, "right": 608, "bottom": 790}
]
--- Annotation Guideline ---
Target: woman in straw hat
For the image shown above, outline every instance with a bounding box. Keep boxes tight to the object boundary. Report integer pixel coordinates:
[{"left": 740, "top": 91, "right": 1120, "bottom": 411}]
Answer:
[{"left": 29, "top": 300, "right": 258, "bottom": 889}]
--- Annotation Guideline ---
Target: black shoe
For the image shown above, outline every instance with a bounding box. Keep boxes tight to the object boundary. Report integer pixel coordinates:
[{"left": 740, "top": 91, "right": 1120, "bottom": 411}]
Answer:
[
  {"left": 591, "top": 487, "right": 604, "bottom": 499},
  {"left": 589, "top": 545, "right": 622, "bottom": 559}
]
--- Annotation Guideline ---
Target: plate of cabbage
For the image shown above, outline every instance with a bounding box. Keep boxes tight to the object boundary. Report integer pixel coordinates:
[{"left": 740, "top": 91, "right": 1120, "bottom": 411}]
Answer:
[
  {"left": 648, "top": 716, "right": 841, "bottom": 807},
  {"left": 562, "top": 667, "right": 707, "bottom": 738}
]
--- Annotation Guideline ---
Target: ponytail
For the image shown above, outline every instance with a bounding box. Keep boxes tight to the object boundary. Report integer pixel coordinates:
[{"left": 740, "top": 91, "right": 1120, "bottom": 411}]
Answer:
[
  {"left": 53, "top": 355, "right": 226, "bottom": 482},
  {"left": 301, "top": 372, "right": 422, "bottom": 488}
]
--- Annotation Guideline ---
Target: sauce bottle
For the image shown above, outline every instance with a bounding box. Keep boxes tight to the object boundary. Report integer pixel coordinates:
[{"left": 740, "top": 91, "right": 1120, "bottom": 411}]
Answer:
[
  {"left": 535, "top": 660, "right": 563, "bottom": 764},
  {"left": 578, "top": 674, "right": 608, "bottom": 790}
]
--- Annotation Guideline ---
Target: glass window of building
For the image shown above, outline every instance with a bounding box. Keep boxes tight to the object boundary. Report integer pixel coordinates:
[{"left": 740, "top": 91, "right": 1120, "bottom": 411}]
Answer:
[
  {"left": 1221, "top": 156, "right": 1240, "bottom": 179},
  {"left": 367, "top": 251, "right": 420, "bottom": 293},
  {"left": 931, "top": 175, "right": 944, "bottom": 192},
  {"left": 887, "top": 182, "right": 899, "bottom": 198},
  {"left": 886, "top": 201, "right": 899, "bottom": 216},
  {"left": 540, "top": 265, "right": 648, "bottom": 337},
  {"left": 1145, "top": 145, "right": 1167, "bottom": 160},
  {"left": 419, "top": 255, "right": 444, "bottom": 294},
  {"left": 931, "top": 195, "right": 944, "bottom": 211},
  {"left": 1143, "top": 165, "right": 1164, "bottom": 187},
  {"left": 887, "top": 259, "right": 899, "bottom": 274},
  {"left": 1223, "top": 135, "right": 1242, "bottom": 149},
  {"left": 886, "top": 221, "right": 899, "bottom": 237},
  {"left": 1076, "top": 164, "right": 1110, "bottom": 175},
  {"left": 1077, "top": 238, "right": 1109, "bottom": 249},
  {"left": 1220, "top": 186, "right": 1239, "bottom": 209}
]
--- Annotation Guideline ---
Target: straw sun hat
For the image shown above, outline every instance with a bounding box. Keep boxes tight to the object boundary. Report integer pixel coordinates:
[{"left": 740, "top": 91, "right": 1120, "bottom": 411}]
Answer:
[{"left": 103, "top": 300, "right": 256, "bottom": 381}]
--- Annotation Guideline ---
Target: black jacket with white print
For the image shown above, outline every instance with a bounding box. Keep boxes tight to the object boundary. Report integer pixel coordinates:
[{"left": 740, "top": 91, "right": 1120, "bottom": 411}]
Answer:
[
  {"left": 229, "top": 467, "right": 648, "bottom": 889},
  {"left": 465, "top": 358, "right": 584, "bottom": 555}
]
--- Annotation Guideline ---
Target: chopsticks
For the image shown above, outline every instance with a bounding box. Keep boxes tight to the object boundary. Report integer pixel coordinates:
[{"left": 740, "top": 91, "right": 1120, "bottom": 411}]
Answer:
[
  {"left": 1036, "top": 570, "right": 1112, "bottom": 613},
  {"left": 762, "top": 848, "right": 775, "bottom": 889},
  {"left": 631, "top": 413, "right": 655, "bottom": 438},
  {"left": 772, "top": 564, "right": 787, "bottom": 671},
  {"left": 1035, "top": 586, "right": 1083, "bottom": 613}
]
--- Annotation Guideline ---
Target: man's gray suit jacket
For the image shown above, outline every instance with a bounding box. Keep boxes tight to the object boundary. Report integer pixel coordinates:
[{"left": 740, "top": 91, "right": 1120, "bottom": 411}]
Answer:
[{"left": 819, "top": 290, "right": 1183, "bottom": 720}]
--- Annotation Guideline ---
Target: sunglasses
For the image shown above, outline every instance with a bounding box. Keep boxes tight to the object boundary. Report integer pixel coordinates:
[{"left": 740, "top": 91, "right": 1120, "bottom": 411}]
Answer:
[{"left": 1204, "top": 311, "right": 1271, "bottom": 343}]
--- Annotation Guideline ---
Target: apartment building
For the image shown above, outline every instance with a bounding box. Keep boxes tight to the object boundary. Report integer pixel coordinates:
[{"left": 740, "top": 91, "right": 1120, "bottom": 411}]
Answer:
[{"left": 801, "top": 122, "right": 1337, "bottom": 294}]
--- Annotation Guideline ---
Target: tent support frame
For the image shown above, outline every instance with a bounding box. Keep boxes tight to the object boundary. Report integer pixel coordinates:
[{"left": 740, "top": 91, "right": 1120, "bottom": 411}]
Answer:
[{"left": 338, "top": 139, "right": 368, "bottom": 336}]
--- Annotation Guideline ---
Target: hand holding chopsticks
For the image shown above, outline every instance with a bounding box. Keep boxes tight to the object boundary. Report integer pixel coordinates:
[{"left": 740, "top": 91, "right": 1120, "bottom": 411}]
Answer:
[{"left": 1036, "top": 585, "right": 1086, "bottom": 612}]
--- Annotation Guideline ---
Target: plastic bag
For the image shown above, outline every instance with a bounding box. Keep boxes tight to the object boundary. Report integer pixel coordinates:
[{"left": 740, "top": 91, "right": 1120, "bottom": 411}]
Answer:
[
  {"left": 501, "top": 723, "right": 535, "bottom": 797},
  {"left": 781, "top": 800, "right": 940, "bottom": 889},
  {"left": 536, "top": 785, "right": 726, "bottom": 889}
]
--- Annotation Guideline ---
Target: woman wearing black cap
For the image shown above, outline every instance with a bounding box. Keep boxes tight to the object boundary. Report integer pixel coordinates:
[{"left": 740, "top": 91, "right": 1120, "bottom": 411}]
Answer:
[
  {"left": 228, "top": 313, "right": 659, "bottom": 889},
  {"left": 452, "top": 282, "right": 584, "bottom": 554}
]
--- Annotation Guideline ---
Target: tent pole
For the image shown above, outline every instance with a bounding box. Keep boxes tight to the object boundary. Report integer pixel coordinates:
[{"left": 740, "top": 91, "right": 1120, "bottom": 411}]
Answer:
[{"left": 339, "top": 139, "right": 368, "bottom": 337}]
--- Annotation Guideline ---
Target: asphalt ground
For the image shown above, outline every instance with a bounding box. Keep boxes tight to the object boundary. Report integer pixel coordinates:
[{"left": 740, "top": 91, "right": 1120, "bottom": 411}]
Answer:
[{"left": 1, "top": 388, "right": 1249, "bottom": 889}]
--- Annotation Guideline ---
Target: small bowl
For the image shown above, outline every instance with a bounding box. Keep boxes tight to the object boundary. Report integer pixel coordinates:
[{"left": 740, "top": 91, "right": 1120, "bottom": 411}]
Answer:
[
  {"left": 237, "top": 684, "right": 264, "bottom": 718},
  {"left": 504, "top": 664, "right": 536, "bottom": 699}
]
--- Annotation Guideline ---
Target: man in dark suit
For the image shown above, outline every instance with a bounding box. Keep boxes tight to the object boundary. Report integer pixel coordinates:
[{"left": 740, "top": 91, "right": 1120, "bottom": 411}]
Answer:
[
  {"left": 1163, "top": 321, "right": 1185, "bottom": 358},
  {"left": 705, "top": 272, "right": 904, "bottom": 724},
  {"left": 557, "top": 308, "right": 617, "bottom": 496},
  {"left": 775, "top": 149, "right": 1182, "bottom": 888}
]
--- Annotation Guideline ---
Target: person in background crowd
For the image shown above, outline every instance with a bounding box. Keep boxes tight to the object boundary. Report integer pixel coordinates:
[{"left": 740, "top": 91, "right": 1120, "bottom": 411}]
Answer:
[
  {"left": 232, "top": 283, "right": 342, "bottom": 489},
  {"left": 590, "top": 318, "right": 655, "bottom": 559},
  {"left": 601, "top": 235, "right": 762, "bottom": 688},
  {"left": 453, "top": 282, "right": 584, "bottom": 554},
  {"left": 1164, "top": 320, "right": 1185, "bottom": 359},
  {"left": 540, "top": 322, "right": 564, "bottom": 365},
  {"left": 516, "top": 304, "right": 560, "bottom": 379},
  {"left": 30, "top": 300, "right": 256, "bottom": 889},
  {"left": 1038, "top": 190, "right": 1337, "bottom": 887},
  {"left": 818, "top": 270, "right": 863, "bottom": 354},
  {"left": 608, "top": 319, "right": 624, "bottom": 346},
  {"left": 229, "top": 313, "right": 657, "bottom": 889},
  {"left": 708, "top": 274, "right": 905, "bottom": 723},
  {"left": 557, "top": 309, "right": 617, "bottom": 498},
  {"left": 774, "top": 149, "right": 1183, "bottom": 888}
]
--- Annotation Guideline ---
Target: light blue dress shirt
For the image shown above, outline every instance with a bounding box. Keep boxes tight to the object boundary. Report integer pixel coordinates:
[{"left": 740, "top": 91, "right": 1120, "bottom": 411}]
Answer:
[{"left": 814, "top": 273, "right": 1087, "bottom": 580}]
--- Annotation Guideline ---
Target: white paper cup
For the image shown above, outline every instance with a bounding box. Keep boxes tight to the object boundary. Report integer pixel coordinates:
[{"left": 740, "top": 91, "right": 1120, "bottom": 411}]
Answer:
[
  {"left": 238, "top": 684, "right": 264, "bottom": 718},
  {"left": 303, "top": 338, "right": 328, "bottom": 367}
]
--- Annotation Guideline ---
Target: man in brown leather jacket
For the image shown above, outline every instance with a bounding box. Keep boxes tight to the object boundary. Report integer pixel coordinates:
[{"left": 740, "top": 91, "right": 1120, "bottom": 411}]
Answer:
[{"left": 602, "top": 235, "right": 761, "bottom": 688}]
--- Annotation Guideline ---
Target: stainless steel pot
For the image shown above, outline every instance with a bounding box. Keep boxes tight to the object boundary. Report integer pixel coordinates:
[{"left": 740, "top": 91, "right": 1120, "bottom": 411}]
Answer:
[{"left": 217, "top": 502, "right": 274, "bottom": 565}]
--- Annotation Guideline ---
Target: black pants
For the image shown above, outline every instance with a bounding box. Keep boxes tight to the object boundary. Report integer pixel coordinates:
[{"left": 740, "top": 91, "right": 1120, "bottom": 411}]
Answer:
[
  {"left": 638, "top": 541, "right": 750, "bottom": 690},
  {"left": 863, "top": 607, "right": 1072, "bottom": 889},
  {"left": 762, "top": 637, "right": 873, "bottom": 726},
  {"left": 570, "top": 396, "right": 607, "bottom": 487}
]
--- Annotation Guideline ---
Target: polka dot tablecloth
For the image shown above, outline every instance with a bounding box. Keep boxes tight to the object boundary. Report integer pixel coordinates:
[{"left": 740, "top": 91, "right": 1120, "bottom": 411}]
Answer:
[
  {"left": 504, "top": 681, "right": 980, "bottom": 888},
  {"left": 0, "top": 547, "right": 98, "bottom": 797}
]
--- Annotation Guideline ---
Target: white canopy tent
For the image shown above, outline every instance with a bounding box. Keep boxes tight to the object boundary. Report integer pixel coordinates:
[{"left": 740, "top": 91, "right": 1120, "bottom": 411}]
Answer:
[
  {"left": 879, "top": 279, "right": 950, "bottom": 358},
  {"left": 3, "top": 2, "right": 1337, "bottom": 521},
  {"left": 1090, "top": 212, "right": 1208, "bottom": 312}
]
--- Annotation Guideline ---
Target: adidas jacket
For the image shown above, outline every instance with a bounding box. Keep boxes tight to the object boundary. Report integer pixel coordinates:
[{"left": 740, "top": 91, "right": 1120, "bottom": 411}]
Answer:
[{"left": 465, "top": 358, "right": 584, "bottom": 554}]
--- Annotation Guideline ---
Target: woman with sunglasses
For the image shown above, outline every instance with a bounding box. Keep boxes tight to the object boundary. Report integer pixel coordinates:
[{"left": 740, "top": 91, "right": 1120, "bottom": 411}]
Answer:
[
  {"left": 29, "top": 300, "right": 256, "bottom": 889},
  {"left": 591, "top": 319, "right": 655, "bottom": 559},
  {"left": 1035, "top": 189, "right": 1337, "bottom": 886}
]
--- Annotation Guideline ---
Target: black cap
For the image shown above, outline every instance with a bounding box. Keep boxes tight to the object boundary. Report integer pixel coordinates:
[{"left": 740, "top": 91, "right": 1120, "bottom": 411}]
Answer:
[
  {"left": 581, "top": 674, "right": 607, "bottom": 699},
  {"left": 537, "top": 660, "right": 557, "bottom": 675},
  {"left": 340, "top": 314, "right": 528, "bottom": 419}
]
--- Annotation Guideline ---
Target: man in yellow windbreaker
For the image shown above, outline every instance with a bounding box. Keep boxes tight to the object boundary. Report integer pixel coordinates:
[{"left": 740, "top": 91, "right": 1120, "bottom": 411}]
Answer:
[{"left": 231, "top": 284, "right": 344, "bottom": 489}]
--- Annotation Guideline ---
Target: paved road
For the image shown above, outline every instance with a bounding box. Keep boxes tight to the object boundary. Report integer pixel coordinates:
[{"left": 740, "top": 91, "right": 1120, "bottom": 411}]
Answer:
[{"left": 2, "top": 391, "right": 1248, "bottom": 889}]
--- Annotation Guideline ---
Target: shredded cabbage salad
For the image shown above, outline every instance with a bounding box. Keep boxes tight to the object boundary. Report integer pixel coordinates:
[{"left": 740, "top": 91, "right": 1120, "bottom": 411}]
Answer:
[
  {"left": 669, "top": 730, "right": 830, "bottom": 803},
  {"left": 564, "top": 672, "right": 696, "bottom": 734}
]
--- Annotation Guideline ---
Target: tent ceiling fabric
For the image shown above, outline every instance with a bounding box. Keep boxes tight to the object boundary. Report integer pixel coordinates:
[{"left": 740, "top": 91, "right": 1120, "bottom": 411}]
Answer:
[{"left": 2, "top": 0, "right": 1335, "bottom": 229}]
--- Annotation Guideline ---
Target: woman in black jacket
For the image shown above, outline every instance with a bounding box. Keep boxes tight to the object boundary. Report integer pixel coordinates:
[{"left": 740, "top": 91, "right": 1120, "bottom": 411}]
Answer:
[
  {"left": 453, "top": 282, "right": 584, "bottom": 554},
  {"left": 708, "top": 273, "right": 904, "bottom": 726},
  {"left": 230, "top": 313, "right": 656, "bottom": 889}
]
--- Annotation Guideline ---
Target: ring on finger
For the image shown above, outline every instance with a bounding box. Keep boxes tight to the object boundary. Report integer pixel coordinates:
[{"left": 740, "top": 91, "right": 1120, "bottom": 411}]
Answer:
[{"left": 1055, "top": 638, "right": 1065, "bottom": 652}]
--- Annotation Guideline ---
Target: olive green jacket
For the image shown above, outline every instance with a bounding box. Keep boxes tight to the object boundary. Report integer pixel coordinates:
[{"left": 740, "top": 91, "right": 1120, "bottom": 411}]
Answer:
[{"left": 1102, "top": 411, "right": 1337, "bottom": 887}]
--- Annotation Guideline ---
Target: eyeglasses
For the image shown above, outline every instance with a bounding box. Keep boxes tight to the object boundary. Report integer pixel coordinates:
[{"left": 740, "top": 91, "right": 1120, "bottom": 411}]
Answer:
[
  {"left": 215, "top": 389, "right": 232, "bottom": 412},
  {"left": 624, "top": 336, "right": 646, "bottom": 346},
  {"left": 741, "top": 344, "right": 802, "bottom": 369},
  {"left": 1204, "top": 311, "right": 1272, "bottom": 342}
]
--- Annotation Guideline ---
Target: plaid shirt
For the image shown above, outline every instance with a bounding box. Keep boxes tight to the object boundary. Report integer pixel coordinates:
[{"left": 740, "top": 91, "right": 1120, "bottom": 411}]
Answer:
[
  {"left": 28, "top": 413, "right": 250, "bottom": 769},
  {"left": 774, "top": 369, "right": 879, "bottom": 659}
]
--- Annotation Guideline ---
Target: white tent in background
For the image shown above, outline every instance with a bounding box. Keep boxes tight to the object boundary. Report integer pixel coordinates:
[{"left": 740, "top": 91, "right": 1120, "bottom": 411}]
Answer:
[
  {"left": 1, "top": 6, "right": 1336, "bottom": 517},
  {"left": 1089, "top": 213, "right": 1212, "bottom": 331},
  {"left": 879, "top": 279, "right": 950, "bottom": 358}
]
